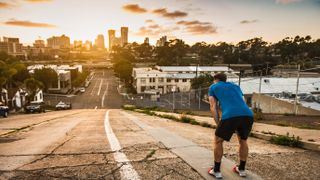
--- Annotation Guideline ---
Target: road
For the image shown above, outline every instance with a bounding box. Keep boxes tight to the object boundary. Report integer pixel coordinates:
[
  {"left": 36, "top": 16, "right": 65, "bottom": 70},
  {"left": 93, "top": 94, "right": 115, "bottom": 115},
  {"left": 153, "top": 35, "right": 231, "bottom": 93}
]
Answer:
[
  {"left": 0, "top": 109, "right": 204, "bottom": 179},
  {"left": 1, "top": 69, "right": 319, "bottom": 179},
  {"left": 72, "top": 69, "right": 124, "bottom": 109}
]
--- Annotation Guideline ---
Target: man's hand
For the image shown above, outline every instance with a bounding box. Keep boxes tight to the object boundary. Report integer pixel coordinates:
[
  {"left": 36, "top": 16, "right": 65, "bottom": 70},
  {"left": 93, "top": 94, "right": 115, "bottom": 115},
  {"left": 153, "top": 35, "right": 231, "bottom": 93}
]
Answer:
[{"left": 209, "top": 96, "right": 220, "bottom": 125}]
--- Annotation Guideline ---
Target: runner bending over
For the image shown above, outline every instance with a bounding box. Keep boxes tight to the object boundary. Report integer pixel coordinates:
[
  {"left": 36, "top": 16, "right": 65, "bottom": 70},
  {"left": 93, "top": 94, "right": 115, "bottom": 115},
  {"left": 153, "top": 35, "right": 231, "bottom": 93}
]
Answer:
[{"left": 207, "top": 73, "right": 253, "bottom": 179}]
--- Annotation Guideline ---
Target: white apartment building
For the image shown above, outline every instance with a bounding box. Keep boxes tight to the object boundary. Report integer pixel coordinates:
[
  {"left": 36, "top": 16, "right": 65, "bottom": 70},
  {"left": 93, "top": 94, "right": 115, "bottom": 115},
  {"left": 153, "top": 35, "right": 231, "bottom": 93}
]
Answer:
[{"left": 132, "top": 66, "right": 236, "bottom": 94}]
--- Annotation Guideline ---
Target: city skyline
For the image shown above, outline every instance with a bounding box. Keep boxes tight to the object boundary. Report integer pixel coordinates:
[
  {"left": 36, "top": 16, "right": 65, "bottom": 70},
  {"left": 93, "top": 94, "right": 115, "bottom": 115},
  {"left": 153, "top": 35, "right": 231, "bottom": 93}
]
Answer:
[{"left": 0, "top": 0, "right": 319, "bottom": 47}]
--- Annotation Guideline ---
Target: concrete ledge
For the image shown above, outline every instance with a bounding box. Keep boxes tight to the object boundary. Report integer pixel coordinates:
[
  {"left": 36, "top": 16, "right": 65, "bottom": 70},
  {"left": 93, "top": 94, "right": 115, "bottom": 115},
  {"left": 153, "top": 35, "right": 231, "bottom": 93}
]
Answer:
[{"left": 251, "top": 132, "right": 320, "bottom": 152}]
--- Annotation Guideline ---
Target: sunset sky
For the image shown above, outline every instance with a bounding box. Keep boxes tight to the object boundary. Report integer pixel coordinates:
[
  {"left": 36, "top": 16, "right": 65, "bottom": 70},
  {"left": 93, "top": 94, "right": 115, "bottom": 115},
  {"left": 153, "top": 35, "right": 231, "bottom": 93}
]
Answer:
[{"left": 0, "top": 0, "right": 319, "bottom": 47}]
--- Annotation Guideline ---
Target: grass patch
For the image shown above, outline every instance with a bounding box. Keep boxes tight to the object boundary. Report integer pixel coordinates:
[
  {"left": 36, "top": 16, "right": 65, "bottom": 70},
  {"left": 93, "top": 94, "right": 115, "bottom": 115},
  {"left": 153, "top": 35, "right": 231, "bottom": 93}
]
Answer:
[
  {"left": 122, "top": 105, "right": 137, "bottom": 111},
  {"left": 270, "top": 132, "right": 302, "bottom": 147},
  {"left": 122, "top": 104, "right": 216, "bottom": 128},
  {"left": 157, "top": 114, "right": 180, "bottom": 121}
]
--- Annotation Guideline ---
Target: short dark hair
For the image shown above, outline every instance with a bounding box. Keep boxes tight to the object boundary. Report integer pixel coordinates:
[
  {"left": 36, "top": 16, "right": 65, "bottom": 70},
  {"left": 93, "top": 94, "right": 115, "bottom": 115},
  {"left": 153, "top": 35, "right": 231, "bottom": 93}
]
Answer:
[{"left": 213, "top": 73, "right": 227, "bottom": 82}]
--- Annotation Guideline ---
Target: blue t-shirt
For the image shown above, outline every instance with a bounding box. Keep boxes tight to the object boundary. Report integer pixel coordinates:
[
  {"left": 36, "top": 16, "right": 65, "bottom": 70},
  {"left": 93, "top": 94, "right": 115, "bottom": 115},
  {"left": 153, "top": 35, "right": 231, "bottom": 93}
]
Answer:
[{"left": 208, "top": 81, "right": 253, "bottom": 120}]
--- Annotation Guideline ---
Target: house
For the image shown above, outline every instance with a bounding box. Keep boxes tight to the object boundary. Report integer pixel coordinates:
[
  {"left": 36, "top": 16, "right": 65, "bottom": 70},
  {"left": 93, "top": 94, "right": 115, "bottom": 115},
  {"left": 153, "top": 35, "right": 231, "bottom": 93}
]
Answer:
[{"left": 132, "top": 66, "right": 237, "bottom": 94}]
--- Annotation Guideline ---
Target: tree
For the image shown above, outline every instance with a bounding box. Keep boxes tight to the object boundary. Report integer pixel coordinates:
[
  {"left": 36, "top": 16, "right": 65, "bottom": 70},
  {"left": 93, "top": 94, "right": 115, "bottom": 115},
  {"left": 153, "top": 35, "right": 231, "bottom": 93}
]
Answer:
[
  {"left": 72, "top": 71, "right": 89, "bottom": 87},
  {"left": 24, "top": 78, "right": 44, "bottom": 102},
  {"left": 113, "top": 59, "right": 133, "bottom": 84},
  {"left": 191, "top": 74, "right": 214, "bottom": 89},
  {"left": 33, "top": 68, "right": 58, "bottom": 92}
]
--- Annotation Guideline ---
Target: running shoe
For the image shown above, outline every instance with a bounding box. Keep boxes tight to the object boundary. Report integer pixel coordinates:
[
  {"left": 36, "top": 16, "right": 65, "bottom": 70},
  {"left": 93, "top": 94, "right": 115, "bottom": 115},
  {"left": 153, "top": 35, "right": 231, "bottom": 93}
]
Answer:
[
  {"left": 233, "top": 166, "right": 247, "bottom": 177},
  {"left": 208, "top": 166, "right": 223, "bottom": 179}
]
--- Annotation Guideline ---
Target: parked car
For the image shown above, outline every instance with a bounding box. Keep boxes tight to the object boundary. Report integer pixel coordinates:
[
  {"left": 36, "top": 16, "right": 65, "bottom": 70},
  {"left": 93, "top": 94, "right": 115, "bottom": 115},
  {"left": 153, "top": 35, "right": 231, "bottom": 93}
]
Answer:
[
  {"left": 0, "top": 103, "right": 9, "bottom": 118},
  {"left": 79, "top": 87, "right": 85, "bottom": 93},
  {"left": 55, "top": 101, "right": 72, "bottom": 110},
  {"left": 25, "top": 102, "right": 46, "bottom": 113}
]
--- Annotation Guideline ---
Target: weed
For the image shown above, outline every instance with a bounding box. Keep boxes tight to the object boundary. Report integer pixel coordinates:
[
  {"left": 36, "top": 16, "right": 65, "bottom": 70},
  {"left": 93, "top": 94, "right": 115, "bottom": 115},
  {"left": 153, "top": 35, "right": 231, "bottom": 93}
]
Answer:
[{"left": 270, "top": 133, "right": 302, "bottom": 147}]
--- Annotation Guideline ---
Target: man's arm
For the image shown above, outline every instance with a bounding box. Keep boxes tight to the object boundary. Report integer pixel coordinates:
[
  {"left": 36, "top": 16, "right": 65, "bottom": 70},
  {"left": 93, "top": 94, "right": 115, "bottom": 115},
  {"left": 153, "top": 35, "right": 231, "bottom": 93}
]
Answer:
[{"left": 209, "top": 96, "right": 220, "bottom": 125}]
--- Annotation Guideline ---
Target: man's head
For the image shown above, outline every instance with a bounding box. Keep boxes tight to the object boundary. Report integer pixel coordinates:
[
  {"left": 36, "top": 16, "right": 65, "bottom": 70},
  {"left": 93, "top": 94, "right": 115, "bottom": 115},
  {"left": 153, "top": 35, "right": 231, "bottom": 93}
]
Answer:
[{"left": 213, "top": 73, "right": 227, "bottom": 83}]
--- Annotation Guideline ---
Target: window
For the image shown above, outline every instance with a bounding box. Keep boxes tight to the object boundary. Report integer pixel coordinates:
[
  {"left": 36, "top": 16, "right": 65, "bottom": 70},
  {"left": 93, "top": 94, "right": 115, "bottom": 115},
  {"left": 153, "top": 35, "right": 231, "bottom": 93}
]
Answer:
[
  {"left": 175, "top": 79, "right": 179, "bottom": 83},
  {"left": 141, "top": 78, "right": 146, "bottom": 84},
  {"left": 167, "top": 79, "right": 171, "bottom": 82},
  {"left": 149, "top": 78, "right": 155, "bottom": 83},
  {"left": 182, "top": 79, "right": 187, "bottom": 82},
  {"left": 158, "top": 78, "right": 164, "bottom": 83}
]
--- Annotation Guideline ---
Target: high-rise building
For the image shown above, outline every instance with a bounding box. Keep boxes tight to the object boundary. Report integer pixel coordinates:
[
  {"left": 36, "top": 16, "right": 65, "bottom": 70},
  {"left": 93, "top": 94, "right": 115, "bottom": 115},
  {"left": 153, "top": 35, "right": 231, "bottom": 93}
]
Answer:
[
  {"left": 33, "top": 40, "right": 45, "bottom": 48},
  {"left": 1, "top": 37, "right": 23, "bottom": 56},
  {"left": 144, "top": 37, "right": 149, "bottom": 44},
  {"left": 108, "top": 27, "right": 129, "bottom": 51},
  {"left": 73, "top": 40, "right": 82, "bottom": 50},
  {"left": 95, "top": 34, "right": 105, "bottom": 50},
  {"left": 156, "top": 36, "right": 167, "bottom": 47},
  {"left": 108, "top": 30, "right": 116, "bottom": 50},
  {"left": 47, "top": 34, "right": 70, "bottom": 49},
  {"left": 84, "top": 40, "right": 92, "bottom": 51},
  {"left": 121, "top": 27, "right": 128, "bottom": 45}
]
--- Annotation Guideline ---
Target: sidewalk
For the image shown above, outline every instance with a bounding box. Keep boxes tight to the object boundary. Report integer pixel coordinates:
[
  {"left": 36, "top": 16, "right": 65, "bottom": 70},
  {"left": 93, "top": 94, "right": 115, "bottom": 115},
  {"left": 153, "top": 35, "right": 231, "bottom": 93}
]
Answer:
[
  {"left": 153, "top": 111, "right": 320, "bottom": 149},
  {"left": 122, "top": 111, "right": 262, "bottom": 180}
]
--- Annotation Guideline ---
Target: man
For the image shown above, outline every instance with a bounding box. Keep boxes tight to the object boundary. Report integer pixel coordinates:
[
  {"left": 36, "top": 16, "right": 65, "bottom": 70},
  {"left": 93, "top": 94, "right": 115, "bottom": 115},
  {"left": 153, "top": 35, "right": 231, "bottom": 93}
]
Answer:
[{"left": 207, "top": 73, "right": 253, "bottom": 179}]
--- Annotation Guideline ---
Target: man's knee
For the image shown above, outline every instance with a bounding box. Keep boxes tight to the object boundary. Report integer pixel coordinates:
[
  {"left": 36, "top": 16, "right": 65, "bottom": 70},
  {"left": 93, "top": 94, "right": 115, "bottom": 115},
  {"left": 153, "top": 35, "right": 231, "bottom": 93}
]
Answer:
[
  {"left": 215, "top": 136, "right": 224, "bottom": 145},
  {"left": 237, "top": 136, "right": 247, "bottom": 145}
]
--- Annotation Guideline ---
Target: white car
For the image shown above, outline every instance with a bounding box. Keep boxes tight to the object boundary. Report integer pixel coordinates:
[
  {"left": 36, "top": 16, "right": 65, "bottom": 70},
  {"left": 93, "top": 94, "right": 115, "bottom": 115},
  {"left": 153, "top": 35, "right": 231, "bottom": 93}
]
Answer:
[
  {"left": 79, "top": 87, "right": 85, "bottom": 93},
  {"left": 55, "top": 101, "right": 72, "bottom": 110}
]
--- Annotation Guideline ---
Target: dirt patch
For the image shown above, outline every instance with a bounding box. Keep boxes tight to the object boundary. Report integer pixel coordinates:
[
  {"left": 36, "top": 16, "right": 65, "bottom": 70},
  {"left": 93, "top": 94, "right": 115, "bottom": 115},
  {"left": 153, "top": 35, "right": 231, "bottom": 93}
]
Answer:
[
  {"left": 226, "top": 151, "right": 320, "bottom": 180},
  {"left": 256, "top": 114, "right": 320, "bottom": 130}
]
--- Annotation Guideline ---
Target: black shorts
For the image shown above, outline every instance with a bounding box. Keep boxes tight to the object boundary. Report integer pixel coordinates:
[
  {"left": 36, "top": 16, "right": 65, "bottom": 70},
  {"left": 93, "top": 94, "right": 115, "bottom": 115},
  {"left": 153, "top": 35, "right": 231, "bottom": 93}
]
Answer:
[{"left": 215, "top": 116, "right": 253, "bottom": 141}]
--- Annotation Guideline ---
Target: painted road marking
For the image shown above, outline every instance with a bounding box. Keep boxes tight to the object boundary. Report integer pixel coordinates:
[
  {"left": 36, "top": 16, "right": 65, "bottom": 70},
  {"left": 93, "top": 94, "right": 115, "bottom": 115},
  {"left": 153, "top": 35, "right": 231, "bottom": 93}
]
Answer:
[
  {"left": 104, "top": 110, "right": 140, "bottom": 180},
  {"left": 90, "top": 79, "right": 99, "bottom": 95},
  {"left": 97, "top": 79, "right": 103, "bottom": 96},
  {"left": 94, "top": 106, "right": 97, "bottom": 110},
  {"left": 101, "top": 83, "right": 109, "bottom": 108}
]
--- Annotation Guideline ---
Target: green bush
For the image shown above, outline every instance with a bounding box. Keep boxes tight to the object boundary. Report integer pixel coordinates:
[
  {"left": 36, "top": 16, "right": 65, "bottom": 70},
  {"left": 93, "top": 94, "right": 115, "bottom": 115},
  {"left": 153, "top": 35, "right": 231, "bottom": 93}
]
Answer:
[
  {"left": 180, "top": 115, "right": 194, "bottom": 123},
  {"left": 158, "top": 114, "right": 179, "bottom": 121},
  {"left": 270, "top": 133, "right": 302, "bottom": 147},
  {"left": 122, "top": 104, "right": 136, "bottom": 111},
  {"left": 254, "top": 111, "right": 264, "bottom": 121}
]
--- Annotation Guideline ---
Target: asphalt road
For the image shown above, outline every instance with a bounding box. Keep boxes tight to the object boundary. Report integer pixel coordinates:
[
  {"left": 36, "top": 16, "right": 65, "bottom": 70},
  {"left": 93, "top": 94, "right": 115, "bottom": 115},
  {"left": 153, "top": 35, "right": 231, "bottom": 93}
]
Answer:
[{"left": 0, "top": 109, "right": 203, "bottom": 179}]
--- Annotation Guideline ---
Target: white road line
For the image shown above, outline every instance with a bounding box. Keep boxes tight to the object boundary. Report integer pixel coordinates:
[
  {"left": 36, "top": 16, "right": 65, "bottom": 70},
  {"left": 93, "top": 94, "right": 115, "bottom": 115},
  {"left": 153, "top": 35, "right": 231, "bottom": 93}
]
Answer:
[
  {"left": 104, "top": 110, "right": 140, "bottom": 180},
  {"left": 90, "top": 79, "right": 99, "bottom": 95},
  {"left": 97, "top": 79, "right": 103, "bottom": 96},
  {"left": 101, "top": 83, "right": 109, "bottom": 108},
  {"left": 94, "top": 106, "right": 97, "bottom": 110}
]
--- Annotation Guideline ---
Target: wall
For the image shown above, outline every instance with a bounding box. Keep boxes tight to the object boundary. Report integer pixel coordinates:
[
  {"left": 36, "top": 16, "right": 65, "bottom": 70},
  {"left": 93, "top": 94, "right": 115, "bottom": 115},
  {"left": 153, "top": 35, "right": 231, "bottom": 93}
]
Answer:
[{"left": 252, "top": 93, "right": 320, "bottom": 115}]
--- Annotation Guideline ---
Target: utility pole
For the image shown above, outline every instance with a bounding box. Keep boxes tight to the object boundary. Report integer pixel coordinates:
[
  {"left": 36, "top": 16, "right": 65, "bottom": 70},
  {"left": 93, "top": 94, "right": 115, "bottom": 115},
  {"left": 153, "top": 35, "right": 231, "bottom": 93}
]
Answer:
[
  {"left": 238, "top": 69, "right": 244, "bottom": 87},
  {"left": 258, "top": 70, "right": 262, "bottom": 109},
  {"left": 172, "top": 90, "right": 175, "bottom": 111},
  {"left": 198, "top": 86, "right": 201, "bottom": 110},
  {"left": 294, "top": 64, "right": 300, "bottom": 115},
  {"left": 188, "top": 91, "right": 191, "bottom": 109}
]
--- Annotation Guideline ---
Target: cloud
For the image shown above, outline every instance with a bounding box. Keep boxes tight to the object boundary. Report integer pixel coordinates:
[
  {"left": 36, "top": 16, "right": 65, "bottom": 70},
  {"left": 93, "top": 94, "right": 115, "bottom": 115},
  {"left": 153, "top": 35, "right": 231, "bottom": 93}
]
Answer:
[
  {"left": 240, "top": 19, "right": 259, "bottom": 24},
  {"left": 25, "top": 0, "right": 52, "bottom": 2},
  {"left": 148, "top": 24, "right": 160, "bottom": 29},
  {"left": 122, "top": 4, "right": 147, "bottom": 13},
  {"left": 275, "top": 0, "right": 302, "bottom": 4},
  {"left": 152, "top": 8, "right": 188, "bottom": 19},
  {"left": 0, "top": 2, "right": 11, "bottom": 8},
  {"left": 177, "top": 20, "right": 217, "bottom": 35},
  {"left": 145, "top": 19, "right": 154, "bottom": 23},
  {"left": 135, "top": 26, "right": 179, "bottom": 37},
  {"left": 185, "top": 25, "right": 217, "bottom": 35},
  {"left": 3, "top": 19, "right": 56, "bottom": 28},
  {"left": 135, "top": 27, "right": 161, "bottom": 37},
  {"left": 177, "top": 20, "right": 211, "bottom": 26}
]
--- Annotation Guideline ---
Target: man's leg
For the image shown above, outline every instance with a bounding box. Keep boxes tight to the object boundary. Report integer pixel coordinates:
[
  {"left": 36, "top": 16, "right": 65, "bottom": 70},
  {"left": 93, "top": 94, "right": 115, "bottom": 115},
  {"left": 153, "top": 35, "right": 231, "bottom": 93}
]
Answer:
[
  {"left": 214, "top": 136, "right": 224, "bottom": 172},
  {"left": 237, "top": 135, "right": 248, "bottom": 170}
]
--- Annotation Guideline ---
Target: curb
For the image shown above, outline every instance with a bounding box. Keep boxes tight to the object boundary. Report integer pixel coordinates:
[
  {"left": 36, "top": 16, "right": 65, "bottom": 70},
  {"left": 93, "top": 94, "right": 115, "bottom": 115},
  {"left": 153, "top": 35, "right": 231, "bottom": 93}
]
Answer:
[{"left": 251, "top": 132, "right": 320, "bottom": 152}]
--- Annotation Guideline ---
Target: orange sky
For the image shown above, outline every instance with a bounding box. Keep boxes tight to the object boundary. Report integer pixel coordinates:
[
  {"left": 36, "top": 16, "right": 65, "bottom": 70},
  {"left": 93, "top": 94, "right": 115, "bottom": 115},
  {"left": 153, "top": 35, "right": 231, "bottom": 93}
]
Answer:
[{"left": 0, "top": 0, "right": 319, "bottom": 47}]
